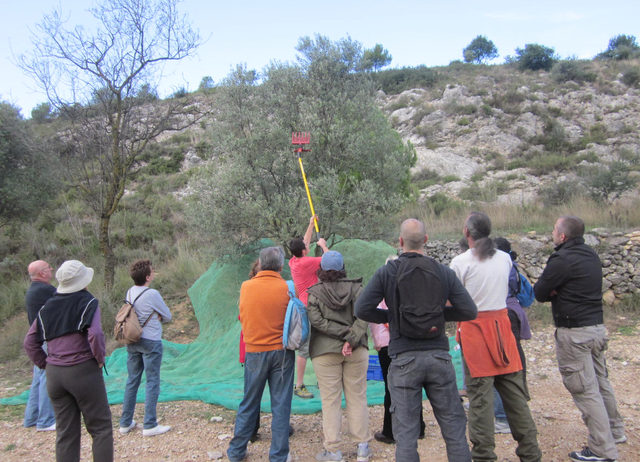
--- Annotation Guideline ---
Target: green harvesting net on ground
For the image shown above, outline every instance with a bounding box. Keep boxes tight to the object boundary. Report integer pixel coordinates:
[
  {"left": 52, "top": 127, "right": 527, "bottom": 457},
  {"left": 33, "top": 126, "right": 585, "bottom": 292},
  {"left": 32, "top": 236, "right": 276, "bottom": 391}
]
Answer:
[{"left": 2, "top": 239, "right": 464, "bottom": 413}]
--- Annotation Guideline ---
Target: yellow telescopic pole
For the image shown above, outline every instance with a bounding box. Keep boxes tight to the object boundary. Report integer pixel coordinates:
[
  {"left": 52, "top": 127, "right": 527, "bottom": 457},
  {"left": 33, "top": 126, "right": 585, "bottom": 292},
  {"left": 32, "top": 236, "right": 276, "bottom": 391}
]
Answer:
[{"left": 297, "top": 155, "right": 319, "bottom": 233}]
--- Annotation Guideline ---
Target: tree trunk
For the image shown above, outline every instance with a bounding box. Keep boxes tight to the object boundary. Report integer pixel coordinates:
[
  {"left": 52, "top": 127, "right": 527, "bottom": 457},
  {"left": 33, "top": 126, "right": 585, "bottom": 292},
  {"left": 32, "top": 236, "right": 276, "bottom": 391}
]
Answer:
[{"left": 99, "top": 215, "right": 115, "bottom": 290}]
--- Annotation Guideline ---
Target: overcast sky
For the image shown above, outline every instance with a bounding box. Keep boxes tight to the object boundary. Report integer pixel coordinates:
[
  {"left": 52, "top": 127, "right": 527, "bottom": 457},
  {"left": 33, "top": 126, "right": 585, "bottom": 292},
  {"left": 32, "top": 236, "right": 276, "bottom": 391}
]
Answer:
[{"left": 1, "top": 0, "right": 638, "bottom": 117}]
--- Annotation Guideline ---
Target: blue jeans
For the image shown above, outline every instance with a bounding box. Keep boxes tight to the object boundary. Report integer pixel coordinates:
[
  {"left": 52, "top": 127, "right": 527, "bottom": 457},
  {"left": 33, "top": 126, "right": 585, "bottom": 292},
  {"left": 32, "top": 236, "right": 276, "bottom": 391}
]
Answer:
[
  {"left": 24, "top": 364, "right": 56, "bottom": 428},
  {"left": 227, "top": 349, "right": 294, "bottom": 462},
  {"left": 389, "top": 349, "right": 471, "bottom": 462},
  {"left": 120, "top": 338, "right": 163, "bottom": 429},
  {"left": 494, "top": 388, "right": 506, "bottom": 420}
]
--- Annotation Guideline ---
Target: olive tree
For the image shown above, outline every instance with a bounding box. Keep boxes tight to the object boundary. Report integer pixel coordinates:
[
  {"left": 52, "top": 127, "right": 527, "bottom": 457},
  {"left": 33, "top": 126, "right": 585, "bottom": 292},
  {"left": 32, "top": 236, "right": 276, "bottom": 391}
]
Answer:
[
  {"left": 20, "top": 0, "right": 200, "bottom": 288},
  {"left": 188, "top": 36, "right": 415, "bottom": 255}
]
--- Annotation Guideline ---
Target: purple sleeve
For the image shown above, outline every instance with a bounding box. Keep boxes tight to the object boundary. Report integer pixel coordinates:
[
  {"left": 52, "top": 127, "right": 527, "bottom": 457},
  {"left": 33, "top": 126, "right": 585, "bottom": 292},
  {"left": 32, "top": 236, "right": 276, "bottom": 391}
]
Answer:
[
  {"left": 24, "top": 319, "right": 47, "bottom": 369},
  {"left": 87, "top": 306, "right": 106, "bottom": 365}
]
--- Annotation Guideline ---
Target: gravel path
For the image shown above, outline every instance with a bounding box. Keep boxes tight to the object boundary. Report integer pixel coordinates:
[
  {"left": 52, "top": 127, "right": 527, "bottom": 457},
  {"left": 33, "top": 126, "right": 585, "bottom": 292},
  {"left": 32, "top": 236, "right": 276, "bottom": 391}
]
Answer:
[{"left": 1, "top": 324, "right": 639, "bottom": 461}]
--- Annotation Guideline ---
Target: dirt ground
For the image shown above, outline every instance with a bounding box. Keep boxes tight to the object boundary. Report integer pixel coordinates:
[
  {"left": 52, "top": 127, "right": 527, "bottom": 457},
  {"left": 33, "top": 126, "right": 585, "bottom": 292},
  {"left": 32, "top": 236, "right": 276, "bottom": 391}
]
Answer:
[{"left": 1, "top": 322, "right": 639, "bottom": 462}]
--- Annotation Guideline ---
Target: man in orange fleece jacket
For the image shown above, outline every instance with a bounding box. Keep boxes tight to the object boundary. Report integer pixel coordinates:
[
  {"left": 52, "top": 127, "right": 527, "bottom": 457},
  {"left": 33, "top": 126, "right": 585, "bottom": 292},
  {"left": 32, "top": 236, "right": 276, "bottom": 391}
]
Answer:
[{"left": 227, "top": 246, "right": 295, "bottom": 462}]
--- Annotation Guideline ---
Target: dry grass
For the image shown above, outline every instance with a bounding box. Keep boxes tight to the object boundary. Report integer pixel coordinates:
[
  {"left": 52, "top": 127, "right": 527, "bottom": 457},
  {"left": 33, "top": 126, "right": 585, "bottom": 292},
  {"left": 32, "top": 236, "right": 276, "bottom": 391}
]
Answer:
[{"left": 403, "top": 195, "right": 640, "bottom": 240}]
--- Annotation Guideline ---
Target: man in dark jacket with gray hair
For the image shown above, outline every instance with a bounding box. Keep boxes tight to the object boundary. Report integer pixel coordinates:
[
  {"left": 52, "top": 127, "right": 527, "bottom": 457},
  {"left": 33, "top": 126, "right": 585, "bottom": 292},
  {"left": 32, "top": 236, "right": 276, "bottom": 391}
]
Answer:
[{"left": 534, "top": 215, "right": 626, "bottom": 462}]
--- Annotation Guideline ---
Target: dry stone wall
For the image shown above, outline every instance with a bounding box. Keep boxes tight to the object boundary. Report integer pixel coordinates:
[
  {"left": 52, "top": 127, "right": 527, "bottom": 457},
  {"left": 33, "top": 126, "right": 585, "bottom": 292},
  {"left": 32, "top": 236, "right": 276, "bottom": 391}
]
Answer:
[{"left": 425, "top": 229, "right": 640, "bottom": 305}]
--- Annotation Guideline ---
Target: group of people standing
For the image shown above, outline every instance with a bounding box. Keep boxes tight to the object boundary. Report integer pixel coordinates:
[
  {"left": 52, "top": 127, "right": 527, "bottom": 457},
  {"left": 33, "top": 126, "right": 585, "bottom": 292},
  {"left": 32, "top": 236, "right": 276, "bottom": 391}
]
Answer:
[
  {"left": 23, "top": 258, "right": 172, "bottom": 462},
  {"left": 229, "top": 213, "right": 626, "bottom": 462},
  {"left": 20, "top": 211, "right": 626, "bottom": 462}
]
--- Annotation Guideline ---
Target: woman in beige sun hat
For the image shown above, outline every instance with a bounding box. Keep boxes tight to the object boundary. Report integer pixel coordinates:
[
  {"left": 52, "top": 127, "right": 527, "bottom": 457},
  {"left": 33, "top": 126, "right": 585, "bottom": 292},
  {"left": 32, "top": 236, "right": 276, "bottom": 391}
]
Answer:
[{"left": 24, "top": 260, "right": 113, "bottom": 462}]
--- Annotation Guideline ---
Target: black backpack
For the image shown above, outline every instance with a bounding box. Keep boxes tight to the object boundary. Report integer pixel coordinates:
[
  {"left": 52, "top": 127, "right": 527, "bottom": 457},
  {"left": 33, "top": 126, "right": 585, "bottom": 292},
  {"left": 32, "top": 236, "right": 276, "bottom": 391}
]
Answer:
[{"left": 394, "top": 254, "right": 445, "bottom": 339}]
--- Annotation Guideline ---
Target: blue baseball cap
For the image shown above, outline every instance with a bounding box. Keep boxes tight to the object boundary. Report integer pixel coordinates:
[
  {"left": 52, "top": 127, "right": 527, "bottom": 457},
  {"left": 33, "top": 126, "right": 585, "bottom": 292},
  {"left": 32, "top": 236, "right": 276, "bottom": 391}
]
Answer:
[{"left": 321, "top": 251, "right": 344, "bottom": 271}]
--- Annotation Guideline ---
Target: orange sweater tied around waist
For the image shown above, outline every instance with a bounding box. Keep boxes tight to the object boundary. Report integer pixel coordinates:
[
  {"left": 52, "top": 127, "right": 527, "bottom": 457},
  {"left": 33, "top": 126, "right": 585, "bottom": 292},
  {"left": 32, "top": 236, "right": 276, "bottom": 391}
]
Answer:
[{"left": 457, "top": 308, "right": 523, "bottom": 378}]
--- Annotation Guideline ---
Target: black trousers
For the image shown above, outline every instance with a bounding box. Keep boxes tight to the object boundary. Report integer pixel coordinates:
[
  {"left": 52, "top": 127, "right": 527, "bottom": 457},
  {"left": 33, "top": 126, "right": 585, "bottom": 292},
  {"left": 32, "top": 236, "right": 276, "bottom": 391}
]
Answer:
[
  {"left": 378, "top": 346, "right": 425, "bottom": 438},
  {"left": 47, "top": 359, "right": 113, "bottom": 462}
]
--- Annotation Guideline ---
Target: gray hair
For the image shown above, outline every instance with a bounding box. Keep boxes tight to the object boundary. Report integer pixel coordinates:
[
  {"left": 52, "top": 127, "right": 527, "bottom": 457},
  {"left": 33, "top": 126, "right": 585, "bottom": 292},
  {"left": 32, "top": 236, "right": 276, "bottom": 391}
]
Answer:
[{"left": 259, "top": 246, "right": 285, "bottom": 272}]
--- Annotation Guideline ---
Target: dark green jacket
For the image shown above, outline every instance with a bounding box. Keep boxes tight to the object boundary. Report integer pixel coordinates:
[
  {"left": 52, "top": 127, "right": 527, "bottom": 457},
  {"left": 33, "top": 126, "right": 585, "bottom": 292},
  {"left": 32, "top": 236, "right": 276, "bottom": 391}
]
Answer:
[{"left": 307, "top": 278, "right": 368, "bottom": 358}]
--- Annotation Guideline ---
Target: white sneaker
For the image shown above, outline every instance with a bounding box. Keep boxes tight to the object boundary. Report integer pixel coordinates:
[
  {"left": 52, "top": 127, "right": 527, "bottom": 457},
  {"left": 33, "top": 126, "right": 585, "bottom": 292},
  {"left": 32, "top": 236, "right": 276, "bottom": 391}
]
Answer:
[
  {"left": 356, "top": 442, "right": 371, "bottom": 462},
  {"left": 614, "top": 435, "right": 627, "bottom": 444},
  {"left": 119, "top": 420, "right": 137, "bottom": 434},
  {"left": 36, "top": 423, "right": 56, "bottom": 432},
  {"left": 494, "top": 419, "right": 511, "bottom": 434},
  {"left": 142, "top": 424, "right": 171, "bottom": 436}
]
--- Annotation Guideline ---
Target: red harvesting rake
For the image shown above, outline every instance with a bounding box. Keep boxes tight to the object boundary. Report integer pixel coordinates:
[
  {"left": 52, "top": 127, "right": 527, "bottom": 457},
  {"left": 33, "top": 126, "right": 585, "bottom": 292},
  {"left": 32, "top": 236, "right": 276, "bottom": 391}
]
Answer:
[{"left": 291, "top": 132, "right": 319, "bottom": 234}]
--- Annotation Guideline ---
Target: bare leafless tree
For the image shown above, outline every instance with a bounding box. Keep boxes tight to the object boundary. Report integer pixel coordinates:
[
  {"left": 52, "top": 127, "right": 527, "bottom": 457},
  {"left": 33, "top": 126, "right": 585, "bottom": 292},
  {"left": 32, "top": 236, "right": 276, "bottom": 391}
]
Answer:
[{"left": 20, "top": 0, "right": 201, "bottom": 289}]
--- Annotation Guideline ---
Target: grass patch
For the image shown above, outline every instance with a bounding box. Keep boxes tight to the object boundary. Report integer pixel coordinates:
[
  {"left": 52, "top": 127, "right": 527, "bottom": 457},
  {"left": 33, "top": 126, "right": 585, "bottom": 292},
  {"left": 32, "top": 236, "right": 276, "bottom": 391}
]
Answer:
[
  {"left": 401, "top": 195, "right": 640, "bottom": 240},
  {"left": 0, "top": 314, "right": 30, "bottom": 363},
  {"left": 616, "top": 325, "right": 636, "bottom": 336}
]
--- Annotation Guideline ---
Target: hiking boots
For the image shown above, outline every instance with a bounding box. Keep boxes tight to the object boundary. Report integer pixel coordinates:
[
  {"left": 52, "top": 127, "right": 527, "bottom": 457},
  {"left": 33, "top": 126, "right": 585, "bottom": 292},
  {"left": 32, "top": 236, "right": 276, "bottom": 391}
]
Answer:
[{"left": 294, "top": 384, "right": 314, "bottom": 399}]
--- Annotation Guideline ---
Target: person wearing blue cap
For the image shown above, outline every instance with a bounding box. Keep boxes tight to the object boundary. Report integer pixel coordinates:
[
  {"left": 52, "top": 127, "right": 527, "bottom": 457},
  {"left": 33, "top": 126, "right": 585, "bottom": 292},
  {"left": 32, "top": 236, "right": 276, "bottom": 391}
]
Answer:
[{"left": 307, "top": 250, "right": 371, "bottom": 462}]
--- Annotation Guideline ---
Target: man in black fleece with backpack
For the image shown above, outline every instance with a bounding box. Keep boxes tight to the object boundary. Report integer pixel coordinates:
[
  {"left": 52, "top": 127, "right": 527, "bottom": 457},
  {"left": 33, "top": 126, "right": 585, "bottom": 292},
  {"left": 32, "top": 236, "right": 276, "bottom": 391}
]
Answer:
[{"left": 356, "top": 218, "right": 477, "bottom": 462}]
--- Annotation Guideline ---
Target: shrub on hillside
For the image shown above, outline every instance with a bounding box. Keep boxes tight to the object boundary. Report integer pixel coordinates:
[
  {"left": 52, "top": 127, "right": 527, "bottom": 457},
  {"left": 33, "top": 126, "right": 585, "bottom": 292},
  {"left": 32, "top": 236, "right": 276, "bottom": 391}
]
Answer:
[
  {"left": 374, "top": 66, "right": 439, "bottom": 94},
  {"left": 551, "top": 60, "right": 597, "bottom": 83},
  {"left": 515, "top": 44, "right": 556, "bottom": 71},
  {"left": 423, "top": 193, "right": 464, "bottom": 216},
  {"left": 580, "top": 161, "right": 638, "bottom": 202},
  {"left": 621, "top": 67, "right": 640, "bottom": 87},
  {"left": 539, "top": 179, "right": 585, "bottom": 206}
]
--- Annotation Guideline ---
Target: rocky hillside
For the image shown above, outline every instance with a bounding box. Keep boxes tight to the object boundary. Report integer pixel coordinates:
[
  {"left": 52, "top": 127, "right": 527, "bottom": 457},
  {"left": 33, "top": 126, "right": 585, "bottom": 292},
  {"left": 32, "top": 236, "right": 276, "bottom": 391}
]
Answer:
[{"left": 378, "top": 60, "right": 640, "bottom": 205}]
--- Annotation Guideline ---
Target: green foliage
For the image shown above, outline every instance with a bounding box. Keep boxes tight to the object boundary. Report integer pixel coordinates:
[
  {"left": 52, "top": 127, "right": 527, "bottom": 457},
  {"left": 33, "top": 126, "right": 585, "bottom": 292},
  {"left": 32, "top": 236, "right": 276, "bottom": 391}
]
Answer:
[
  {"left": 539, "top": 179, "right": 585, "bottom": 206},
  {"left": 459, "top": 179, "right": 508, "bottom": 202},
  {"left": 198, "top": 75, "right": 215, "bottom": 92},
  {"left": 0, "top": 313, "right": 28, "bottom": 362},
  {"left": 485, "top": 89, "right": 525, "bottom": 114},
  {"left": 599, "top": 34, "right": 640, "bottom": 60},
  {"left": 423, "top": 193, "right": 464, "bottom": 216},
  {"left": 463, "top": 35, "right": 498, "bottom": 64},
  {"left": 30, "top": 102, "right": 53, "bottom": 123},
  {"left": 171, "top": 87, "right": 189, "bottom": 98},
  {"left": 188, "top": 36, "right": 415, "bottom": 254},
  {"left": 373, "top": 66, "right": 439, "bottom": 94},
  {"left": 621, "top": 67, "right": 640, "bottom": 87},
  {"left": 139, "top": 142, "right": 185, "bottom": 175},
  {"left": 515, "top": 44, "right": 556, "bottom": 71},
  {"left": 361, "top": 44, "right": 392, "bottom": 72},
  {"left": 0, "top": 278, "right": 28, "bottom": 326},
  {"left": 135, "top": 83, "right": 159, "bottom": 103},
  {"left": 551, "top": 60, "right": 597, "bottom": 83},
  {"left": 0, "top": 102, "right": 59, "bottom": 225},
  {"left": 526, "top": 153, "right": 572, "bottom": 175},
  {"left": 580, "top": 161, "right": 637, "bottom": 202}
]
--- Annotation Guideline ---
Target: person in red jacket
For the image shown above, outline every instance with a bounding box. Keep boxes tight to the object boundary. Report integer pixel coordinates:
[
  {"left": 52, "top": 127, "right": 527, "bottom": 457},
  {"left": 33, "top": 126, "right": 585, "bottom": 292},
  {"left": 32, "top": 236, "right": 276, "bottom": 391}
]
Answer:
[{"left": 287, "top": 214, "right": 329, "bottom": 398}]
